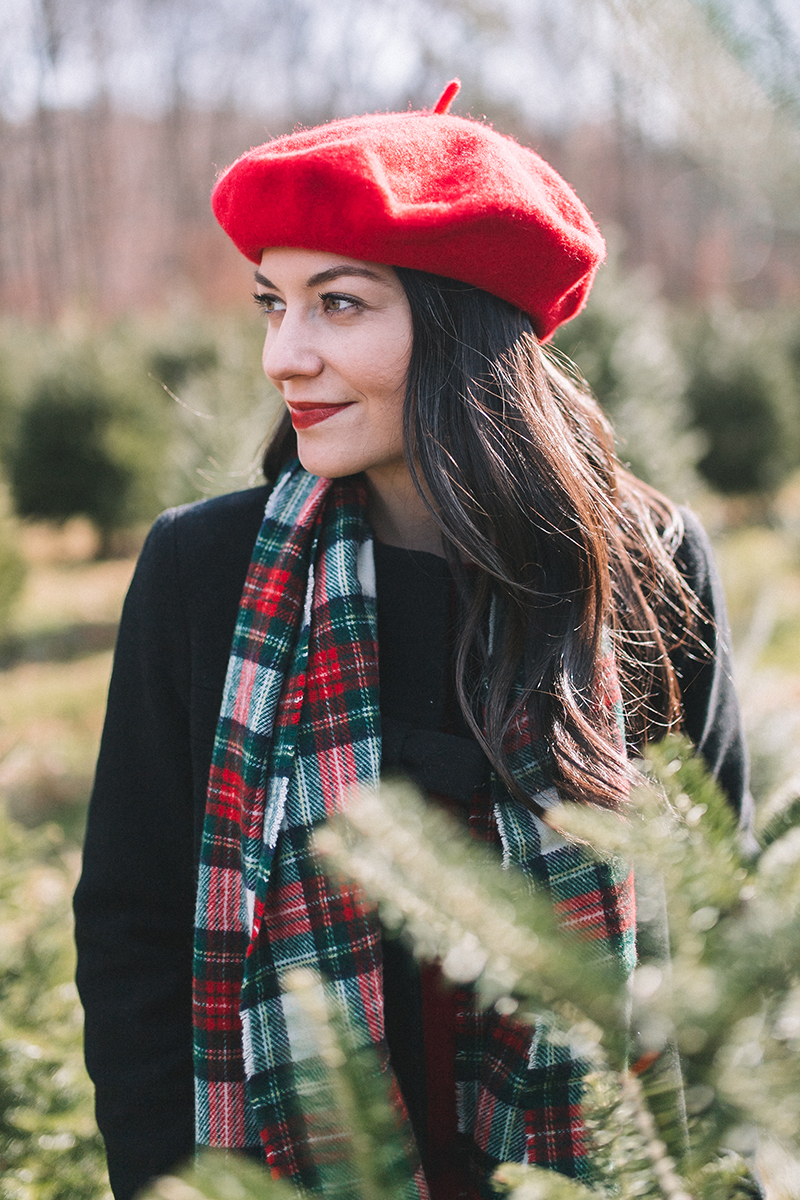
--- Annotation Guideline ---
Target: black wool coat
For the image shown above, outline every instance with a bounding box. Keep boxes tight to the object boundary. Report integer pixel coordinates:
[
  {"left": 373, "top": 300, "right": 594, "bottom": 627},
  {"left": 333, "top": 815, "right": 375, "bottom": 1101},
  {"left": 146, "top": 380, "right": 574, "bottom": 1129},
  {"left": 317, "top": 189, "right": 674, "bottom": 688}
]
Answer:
[{"left": 73, "top": 485, "right": 754, "bottom": 1200}]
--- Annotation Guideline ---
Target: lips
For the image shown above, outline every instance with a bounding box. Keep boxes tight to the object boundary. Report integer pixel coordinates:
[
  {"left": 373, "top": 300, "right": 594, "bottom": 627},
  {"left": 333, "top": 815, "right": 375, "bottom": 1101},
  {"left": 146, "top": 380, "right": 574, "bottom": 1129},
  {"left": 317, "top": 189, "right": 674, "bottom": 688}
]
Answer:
[{"left": 287, "top": 402, "right": 355, "bottom": 430}]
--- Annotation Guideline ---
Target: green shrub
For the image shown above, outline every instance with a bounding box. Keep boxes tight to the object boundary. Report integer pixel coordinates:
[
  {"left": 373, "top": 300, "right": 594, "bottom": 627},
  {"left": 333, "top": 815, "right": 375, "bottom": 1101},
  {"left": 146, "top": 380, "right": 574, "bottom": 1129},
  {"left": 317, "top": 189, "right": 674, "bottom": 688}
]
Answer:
[
  {"left": 0, "top": 807, "right": 110, "bottom": 1199},
  {"left": 556, "top": 255, "right": 800, "bottom": 508},
  {"left": 0, "top": 509, "right": 25, "bottom": 633},
  {"left": 0, "top": 315, "right": 278, "bottom": 551},
  {"left": 554, "top": 245, "right": 700, "bottom": 501},
  {"left": 151, "top": 315, "right": 279, "bottom": 503},
  {"left": 679, "top": 305, "right": 800, "bottom": 498},
  {"left": 11, "top": 376, "right": 135, "bottom": 529},
  {"left": 7, "top": 351, "right": 169, "bottom": 555},
  {"left": 149, "top": 340, "right": 219, "bottom": 394},
  {"left": 689, "top": 363, "right": 784, "bottom": 494}
]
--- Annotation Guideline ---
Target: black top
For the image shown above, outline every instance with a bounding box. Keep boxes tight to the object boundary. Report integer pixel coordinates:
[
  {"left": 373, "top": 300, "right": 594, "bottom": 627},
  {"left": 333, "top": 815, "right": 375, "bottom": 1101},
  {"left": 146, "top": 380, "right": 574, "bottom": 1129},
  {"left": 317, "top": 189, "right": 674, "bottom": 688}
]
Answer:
[{"left": 73, "top": 485, "right": 753, "bottom": 1200}]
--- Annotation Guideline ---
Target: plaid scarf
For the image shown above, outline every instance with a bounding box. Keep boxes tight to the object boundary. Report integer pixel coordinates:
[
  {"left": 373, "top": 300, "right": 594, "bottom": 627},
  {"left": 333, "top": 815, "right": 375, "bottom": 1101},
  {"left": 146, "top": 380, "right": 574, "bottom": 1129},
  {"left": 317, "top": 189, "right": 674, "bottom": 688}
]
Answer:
[{"left": 193, "top": 461, "right": 636, "bottom": 1195}]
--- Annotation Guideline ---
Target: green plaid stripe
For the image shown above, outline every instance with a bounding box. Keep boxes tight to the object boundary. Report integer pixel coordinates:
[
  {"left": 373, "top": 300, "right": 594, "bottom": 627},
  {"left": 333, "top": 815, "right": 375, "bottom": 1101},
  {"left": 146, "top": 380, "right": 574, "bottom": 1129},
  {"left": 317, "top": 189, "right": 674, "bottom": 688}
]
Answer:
[{"left": 193, "top": 460, "right": 636, "bottom": 1194}]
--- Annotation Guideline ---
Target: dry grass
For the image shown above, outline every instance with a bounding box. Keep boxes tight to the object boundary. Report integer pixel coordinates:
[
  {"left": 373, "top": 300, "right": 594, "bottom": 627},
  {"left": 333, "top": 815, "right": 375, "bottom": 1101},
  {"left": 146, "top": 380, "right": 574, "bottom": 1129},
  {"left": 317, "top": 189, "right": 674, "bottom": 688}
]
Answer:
[
  {"left": 0, "top": 652, "right": 116, "bottom": 831},
  {"left": 15, "top": 517, "right": 136, "bottom": 630},
  {"left": 0, "top": 519, "right": 136, "bottom": 836}
]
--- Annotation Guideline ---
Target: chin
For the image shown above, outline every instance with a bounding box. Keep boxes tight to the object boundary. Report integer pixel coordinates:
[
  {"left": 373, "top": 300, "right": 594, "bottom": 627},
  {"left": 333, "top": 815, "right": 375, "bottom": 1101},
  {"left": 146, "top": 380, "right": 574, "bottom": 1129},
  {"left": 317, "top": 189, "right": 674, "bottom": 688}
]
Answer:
[
  {"left": 294, "top": 429, "right": 404, "bottom": 481},
  {"left": 295, "top": 442, "right": 362, "bottom": 480}
]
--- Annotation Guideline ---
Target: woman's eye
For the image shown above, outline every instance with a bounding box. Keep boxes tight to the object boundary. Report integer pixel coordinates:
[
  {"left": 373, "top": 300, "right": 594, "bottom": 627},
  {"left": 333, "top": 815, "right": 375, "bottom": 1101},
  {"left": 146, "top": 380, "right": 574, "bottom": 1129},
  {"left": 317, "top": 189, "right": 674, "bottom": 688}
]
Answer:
[
  {"left": 320, "top": 292, "right": 360, "bottom": 313},
  {"left": 252, "top": 292, "right": 285, "bottom": 314}
]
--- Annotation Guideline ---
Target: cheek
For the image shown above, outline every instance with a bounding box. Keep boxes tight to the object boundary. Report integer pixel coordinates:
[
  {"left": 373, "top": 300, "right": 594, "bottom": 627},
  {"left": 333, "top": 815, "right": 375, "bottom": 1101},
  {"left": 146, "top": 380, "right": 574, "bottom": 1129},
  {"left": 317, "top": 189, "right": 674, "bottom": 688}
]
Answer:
[
  {"left": 373, "top": 393, "right": 405, "bottom": 452},
  {"left": 358, "top": 308, "right": 412, "bottom": 400},
  {"left": 376, "top": 335, "right": 411, "bottom": 403},
  {"left": 372, "top": 358, "right": 408, "bottom": 439},
  {"left": 379, "top": 357, "right": 409, "bottom": 448},
  {"left": 344, "top": 331, "right": 409, "bottom": 410}
]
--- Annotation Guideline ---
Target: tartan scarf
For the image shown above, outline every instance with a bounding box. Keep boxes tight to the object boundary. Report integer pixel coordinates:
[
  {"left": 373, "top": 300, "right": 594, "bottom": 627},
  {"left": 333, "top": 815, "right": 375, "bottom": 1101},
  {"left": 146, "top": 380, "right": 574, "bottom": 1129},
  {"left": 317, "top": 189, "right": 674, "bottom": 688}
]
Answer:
[{"left": 193, "top": 461, "right": 637, "bottom": 1195}]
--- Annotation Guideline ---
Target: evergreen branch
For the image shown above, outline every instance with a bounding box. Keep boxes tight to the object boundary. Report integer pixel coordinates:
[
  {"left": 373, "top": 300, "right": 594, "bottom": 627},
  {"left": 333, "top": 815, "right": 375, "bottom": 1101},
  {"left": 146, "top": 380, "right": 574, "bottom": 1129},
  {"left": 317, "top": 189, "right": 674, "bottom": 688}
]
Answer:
[
  {"left": 492, "top": 1160, "right": 596, "bottom": 1198},
  {"left": 142, "top": 1151, "right": 297, "bottom": 1199},
  {"left": 758, "top": 794, "right": 800, "bottom": 852},
  {"left": 315, "top": 745, "right": 781, "bottom": 1191},
  {"left": 315, "top": 781, "right": 628, "bottom": 1061},
  {"left": 754, "top": 780, "right": 800, "bottom": 850},
  {"left": 566, "top": 736, "right": 800, "bottom": 1174},
  {"left": 283, "top": 968, "right": 417, "bottom": 1200},
  {"left": 552, "top": 736, "right": 746, "bottom": 920},
  {"left": 578, "top": 1066, "right": 689, "bottom": 1199},
  {"left": 619, "top": 1071, "right": 691, "bottom": 1200},
  {"left": 688, "top": 1151, "right": 765, "bottom": 1200},
  {"left": 145, "top": 737, "right": 795, "bottom": 1198},
  {"left": 315, "top": 778, "right": 698, "bottom": 1193}
]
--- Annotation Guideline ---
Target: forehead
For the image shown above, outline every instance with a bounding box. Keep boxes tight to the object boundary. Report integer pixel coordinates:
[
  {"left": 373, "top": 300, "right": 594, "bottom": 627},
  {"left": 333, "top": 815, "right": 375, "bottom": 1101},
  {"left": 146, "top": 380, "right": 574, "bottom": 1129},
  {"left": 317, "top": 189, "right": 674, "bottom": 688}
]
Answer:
[{"left": 258, "top": 246, "right": 399, "bottom": 287}]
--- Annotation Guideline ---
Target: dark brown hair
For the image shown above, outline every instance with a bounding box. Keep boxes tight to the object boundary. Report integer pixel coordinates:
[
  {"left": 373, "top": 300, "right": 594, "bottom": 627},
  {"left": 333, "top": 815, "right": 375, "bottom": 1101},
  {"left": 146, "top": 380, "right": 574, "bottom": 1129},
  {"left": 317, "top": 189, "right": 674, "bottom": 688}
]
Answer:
[{"left": 263, "top": 270, "right": 699, "bottom": 812}]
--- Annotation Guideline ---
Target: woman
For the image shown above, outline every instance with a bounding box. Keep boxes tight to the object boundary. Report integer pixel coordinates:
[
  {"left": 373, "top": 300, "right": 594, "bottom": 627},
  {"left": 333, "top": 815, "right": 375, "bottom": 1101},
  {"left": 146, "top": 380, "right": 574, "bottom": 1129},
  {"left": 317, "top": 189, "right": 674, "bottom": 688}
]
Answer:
[{"left": 74, "top": 83, "right": 753, "bottom": 1200}]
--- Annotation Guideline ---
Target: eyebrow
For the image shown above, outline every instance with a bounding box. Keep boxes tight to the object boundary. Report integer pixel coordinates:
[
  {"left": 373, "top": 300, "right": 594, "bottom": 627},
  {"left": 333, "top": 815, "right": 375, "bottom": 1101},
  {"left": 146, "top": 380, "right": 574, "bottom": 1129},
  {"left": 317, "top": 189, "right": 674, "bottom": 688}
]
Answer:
[{"left": 253, "top": 265, "right": 386, "bottom": 290}]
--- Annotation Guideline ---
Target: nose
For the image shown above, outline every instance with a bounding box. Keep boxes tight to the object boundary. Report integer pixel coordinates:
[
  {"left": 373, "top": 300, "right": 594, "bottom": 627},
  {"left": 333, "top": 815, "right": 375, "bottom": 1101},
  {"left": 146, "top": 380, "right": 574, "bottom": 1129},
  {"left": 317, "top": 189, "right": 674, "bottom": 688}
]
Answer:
[{"left": 261, "top": 310, "right": 323, "bottom": 386}]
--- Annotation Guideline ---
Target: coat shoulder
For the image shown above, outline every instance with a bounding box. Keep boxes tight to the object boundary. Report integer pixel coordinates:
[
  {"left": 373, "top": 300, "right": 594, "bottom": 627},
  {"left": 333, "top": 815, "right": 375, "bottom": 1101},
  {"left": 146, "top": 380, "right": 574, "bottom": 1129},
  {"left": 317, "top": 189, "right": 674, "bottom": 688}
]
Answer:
[
  {"left": 135, "top": 485, "right": 273, "bottom": 637},
  {"left": 155, "top": 484, "right": 272, "bottom": 558}
]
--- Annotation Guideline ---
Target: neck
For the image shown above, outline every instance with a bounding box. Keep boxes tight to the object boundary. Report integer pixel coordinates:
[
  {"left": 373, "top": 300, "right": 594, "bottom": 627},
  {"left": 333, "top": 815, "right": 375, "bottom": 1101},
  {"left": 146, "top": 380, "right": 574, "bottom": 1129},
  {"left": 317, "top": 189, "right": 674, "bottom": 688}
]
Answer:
[{"left": 364, "top": 462, "right": 444, "bottom": 555}]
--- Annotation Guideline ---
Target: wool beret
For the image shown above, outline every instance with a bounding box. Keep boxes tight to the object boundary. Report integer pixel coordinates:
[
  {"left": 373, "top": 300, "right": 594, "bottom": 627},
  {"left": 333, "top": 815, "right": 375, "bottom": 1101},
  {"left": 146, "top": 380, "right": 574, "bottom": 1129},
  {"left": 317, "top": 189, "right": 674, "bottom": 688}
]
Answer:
[{"left": 211, "top": 82, "right": 605, "bottom": 340}]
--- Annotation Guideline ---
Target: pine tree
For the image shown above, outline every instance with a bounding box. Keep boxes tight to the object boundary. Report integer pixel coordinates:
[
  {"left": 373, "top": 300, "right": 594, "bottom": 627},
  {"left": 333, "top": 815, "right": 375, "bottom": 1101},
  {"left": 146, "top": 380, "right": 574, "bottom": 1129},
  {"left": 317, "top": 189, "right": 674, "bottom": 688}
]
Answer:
[{"left": 144, "top": 738, "right": 800, "bottom": 1200}]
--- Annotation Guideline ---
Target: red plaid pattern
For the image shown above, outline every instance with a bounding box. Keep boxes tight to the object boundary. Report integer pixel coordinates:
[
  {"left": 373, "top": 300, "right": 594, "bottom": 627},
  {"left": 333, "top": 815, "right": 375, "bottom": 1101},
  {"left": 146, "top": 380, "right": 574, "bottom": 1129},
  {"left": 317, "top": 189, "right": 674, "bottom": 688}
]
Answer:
[{"left": 193, "top": 462, "right": 636, "bottom": 1195}]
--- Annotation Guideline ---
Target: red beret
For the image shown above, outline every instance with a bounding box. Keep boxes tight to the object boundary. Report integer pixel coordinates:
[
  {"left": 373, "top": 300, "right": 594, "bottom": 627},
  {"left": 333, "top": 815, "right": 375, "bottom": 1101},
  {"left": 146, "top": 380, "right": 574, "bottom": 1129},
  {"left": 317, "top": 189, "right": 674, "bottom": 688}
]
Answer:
[{"left": 211, "top": 82, "right": 605, "bottom": 340}]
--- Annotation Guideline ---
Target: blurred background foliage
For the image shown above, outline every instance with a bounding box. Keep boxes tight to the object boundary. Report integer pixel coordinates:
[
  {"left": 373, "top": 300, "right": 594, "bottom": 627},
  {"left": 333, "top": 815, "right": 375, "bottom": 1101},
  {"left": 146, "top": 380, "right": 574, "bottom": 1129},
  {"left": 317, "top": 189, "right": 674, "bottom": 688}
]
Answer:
[
  {"left": 0, "top": 0, "right": 799, "bottom": 1196},
  {"left": 0, "top": 313, "right": 278, "bottom": 560},
  {"left": 0, "top": 808, "right": 108, "bottom": 1200}
]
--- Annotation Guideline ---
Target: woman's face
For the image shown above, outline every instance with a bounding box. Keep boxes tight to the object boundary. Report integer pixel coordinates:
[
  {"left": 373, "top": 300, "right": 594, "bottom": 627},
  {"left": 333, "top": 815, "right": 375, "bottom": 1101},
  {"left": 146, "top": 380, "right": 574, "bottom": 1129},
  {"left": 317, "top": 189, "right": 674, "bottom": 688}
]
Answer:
[{"left": 256, "top": 247, "right": 413, "bottom": 482}]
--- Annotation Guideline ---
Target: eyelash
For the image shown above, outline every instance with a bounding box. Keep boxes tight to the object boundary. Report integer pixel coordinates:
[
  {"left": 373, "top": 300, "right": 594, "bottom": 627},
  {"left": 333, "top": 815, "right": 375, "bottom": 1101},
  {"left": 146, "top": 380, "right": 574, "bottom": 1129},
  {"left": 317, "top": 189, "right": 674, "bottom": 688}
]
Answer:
[
  {"left": 251, "top": 291, "right": 362, "bottom": 315},
  {"left": 252, "top": 291, "right": 280, "bottom": 313},
  {"left": 320, "top": 292, "right": 362, "bottom": 313}
]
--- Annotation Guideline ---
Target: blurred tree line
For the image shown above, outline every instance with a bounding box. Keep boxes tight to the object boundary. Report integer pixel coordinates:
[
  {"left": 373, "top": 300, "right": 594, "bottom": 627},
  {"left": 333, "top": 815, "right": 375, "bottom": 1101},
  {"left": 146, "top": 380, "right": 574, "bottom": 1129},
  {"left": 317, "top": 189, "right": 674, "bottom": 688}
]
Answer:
[
  {"left": 0, "top": 0, "right": 794, "bottom": 613},
  {"left": 555, "top": 254, "right": 800, "bottom": 502},
  {"left": 0, "top": 311, "right": 281, "bottom": 623},
  {"left": 1, "top": 0, "right": 799, "bottom": 322},
  {"left": 0, "top": 255, "right": 797, "bottom": 603},
  {"left": 0, "top": 0, "right": 795, "bottom": 618}
]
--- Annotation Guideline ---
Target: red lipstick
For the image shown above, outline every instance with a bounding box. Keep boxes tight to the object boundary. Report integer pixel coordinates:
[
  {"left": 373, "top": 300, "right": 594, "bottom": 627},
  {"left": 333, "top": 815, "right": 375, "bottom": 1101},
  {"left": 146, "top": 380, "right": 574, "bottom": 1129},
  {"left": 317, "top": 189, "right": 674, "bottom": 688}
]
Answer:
[{"left": 287, "top": 402, "right": 354, "bottom": 430}]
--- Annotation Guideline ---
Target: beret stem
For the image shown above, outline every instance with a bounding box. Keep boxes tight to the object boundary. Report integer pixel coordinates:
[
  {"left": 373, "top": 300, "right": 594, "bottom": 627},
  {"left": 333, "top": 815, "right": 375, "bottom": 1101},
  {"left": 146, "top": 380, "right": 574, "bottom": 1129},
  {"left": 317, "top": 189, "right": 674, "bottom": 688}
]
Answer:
[{"left": 433, "top": 79, "right": 461, "bottom": 114}]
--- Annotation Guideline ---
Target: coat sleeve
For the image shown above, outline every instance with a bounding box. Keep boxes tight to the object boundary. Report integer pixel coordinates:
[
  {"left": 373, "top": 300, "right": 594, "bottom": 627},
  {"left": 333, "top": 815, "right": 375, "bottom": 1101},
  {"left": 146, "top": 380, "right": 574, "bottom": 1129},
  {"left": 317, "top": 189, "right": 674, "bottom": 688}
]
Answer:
[
  {"left": 73, "top": 509, "right": 196, "bottom": 1200},
  {"left": 672, "top": 508, "right": 756, "bottom": 839}
]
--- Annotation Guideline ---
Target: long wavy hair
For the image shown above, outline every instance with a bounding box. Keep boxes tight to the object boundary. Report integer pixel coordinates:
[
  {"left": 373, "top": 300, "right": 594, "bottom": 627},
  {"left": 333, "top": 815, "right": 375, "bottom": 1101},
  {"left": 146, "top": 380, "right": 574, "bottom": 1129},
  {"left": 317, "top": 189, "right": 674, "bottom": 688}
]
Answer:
[{"left": 263, "top": 269, "right": 700, "bottom": 812}]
